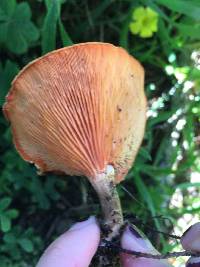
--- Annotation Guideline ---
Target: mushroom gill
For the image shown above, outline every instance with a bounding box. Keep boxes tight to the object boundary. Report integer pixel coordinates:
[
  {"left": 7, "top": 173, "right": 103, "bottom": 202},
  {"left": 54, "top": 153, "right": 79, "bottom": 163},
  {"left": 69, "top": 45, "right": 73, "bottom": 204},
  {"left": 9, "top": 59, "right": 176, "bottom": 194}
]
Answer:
[{"left": 3, "top": 42, "right": 146, "bottom": 240}]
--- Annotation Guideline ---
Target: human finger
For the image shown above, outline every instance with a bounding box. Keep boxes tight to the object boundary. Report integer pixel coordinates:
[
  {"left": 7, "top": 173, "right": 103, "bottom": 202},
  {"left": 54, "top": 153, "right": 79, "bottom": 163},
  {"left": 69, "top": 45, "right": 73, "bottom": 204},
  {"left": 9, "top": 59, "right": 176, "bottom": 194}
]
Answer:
[
  {"left": 36, "top": 216, "right": 100, "bottom": 267},
  {"left": 120, "top": 225, "right": 172, "bottom": 267}
]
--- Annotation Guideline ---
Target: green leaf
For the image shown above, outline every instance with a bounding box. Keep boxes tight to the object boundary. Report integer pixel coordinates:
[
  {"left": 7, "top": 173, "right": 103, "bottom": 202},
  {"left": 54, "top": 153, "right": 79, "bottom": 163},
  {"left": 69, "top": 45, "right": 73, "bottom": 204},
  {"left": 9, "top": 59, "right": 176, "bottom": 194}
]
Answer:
[
  {"left": 148, "top": 110, "right": 175, "bottom": 127},
  {"left": 0, "top": 197, "right": 12, "bottom": 211},
  {"left": 137, "top": 164, "right": 173, "bottom": 177},
  {"left": 44, "top": 0, "right": 52, "bottom": 8},
  {"left": 0, "top": 1, "right": 39, "bottom": 54},
  {"left": 3, "top": 233, "right": 16, "bottom": 244},
  {"left": 0, "top": 214, "right": 11, "bottom": 232},
  {"left": 120, "top": 2, "right": 137, "bottom": 49},
  {"left": 0, "top": 0, "right": 16, "bottom": 18},
  {"left": 176, "top": 182, "right": 200, "bottom": 190},
  {"left": 134, "top": 173, "right": 154, "bottom": 213},
  {"left": 157, "top": 19, "right": 172, "bottom": 55},
  {"left": 133, "top": 172, "right": 165, "bottom": 245},
  {"left": 42, "top": 0, "right": 61, "bottom": 54},
  {"left": 176, "top": 23, "right": 200, "bottom": 40},
  {"left": 18, "top": 238, "right": 34, "bottom": 253},
  {"left": 154, "top": 134, "right": 170, "bottom": 165},
  {"left": 138, "top": 147, "right": 152, "bottom": 161},
  {"left": 0, "top": 60, "right": 19, "bottom": 106},
  {"left": 6, "top": 209, "right": 19, "bottom": 219},
  {"left": 155, "top": 0, "right": 200, "bottom": 20}
]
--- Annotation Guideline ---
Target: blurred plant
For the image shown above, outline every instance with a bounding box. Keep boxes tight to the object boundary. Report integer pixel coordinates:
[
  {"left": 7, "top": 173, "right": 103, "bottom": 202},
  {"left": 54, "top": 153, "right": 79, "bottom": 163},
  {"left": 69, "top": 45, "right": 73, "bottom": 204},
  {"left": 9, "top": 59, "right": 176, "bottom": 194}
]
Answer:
[{"left": 0, "top": 226, "right": 42, "bottom": 266}]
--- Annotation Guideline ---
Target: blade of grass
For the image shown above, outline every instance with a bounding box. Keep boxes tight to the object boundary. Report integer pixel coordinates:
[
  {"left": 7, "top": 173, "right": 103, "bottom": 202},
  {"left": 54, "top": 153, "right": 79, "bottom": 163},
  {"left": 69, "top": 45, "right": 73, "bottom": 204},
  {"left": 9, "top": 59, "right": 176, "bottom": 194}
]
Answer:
[
  {"left": 58, "top": 19, "right": 73, "bottom": 46},
  {"left": 42, "top": 0, "right": 61, "bottom": 54},
  {"left": 133, "top": 171, "right": 166, "bottom": 246},
  {"left": 119, "top": 4, "right": 133, "bottom": 50},
  {"left": 74, "top": 0, "right": 114, "bottom": 36}
]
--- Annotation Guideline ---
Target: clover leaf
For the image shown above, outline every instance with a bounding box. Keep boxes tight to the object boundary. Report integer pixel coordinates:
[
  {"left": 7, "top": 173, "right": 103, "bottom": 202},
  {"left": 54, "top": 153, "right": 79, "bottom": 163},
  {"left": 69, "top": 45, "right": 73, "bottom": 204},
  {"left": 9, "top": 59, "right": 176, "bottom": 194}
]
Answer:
[
  {"left": 0, "top": 0, "right": 39, "bottom": 54},
  {"left": 0, "top": 197, "right": 19, "bottom": 232}
]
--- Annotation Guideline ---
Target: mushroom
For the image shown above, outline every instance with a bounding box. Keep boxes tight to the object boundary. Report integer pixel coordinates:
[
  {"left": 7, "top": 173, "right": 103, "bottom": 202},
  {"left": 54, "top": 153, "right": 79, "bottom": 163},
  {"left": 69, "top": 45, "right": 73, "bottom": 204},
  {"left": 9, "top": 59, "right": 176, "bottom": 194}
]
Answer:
[{"left": 3, "top": 42, "right": 146, "bottom": 241}]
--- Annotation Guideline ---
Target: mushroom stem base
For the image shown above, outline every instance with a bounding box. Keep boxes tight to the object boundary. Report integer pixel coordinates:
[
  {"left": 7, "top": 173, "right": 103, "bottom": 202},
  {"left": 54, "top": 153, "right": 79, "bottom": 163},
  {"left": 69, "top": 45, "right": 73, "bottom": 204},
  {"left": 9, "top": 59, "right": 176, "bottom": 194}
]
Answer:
[{"left": 91, "top": 167, "right": 123, "bottom": 241}]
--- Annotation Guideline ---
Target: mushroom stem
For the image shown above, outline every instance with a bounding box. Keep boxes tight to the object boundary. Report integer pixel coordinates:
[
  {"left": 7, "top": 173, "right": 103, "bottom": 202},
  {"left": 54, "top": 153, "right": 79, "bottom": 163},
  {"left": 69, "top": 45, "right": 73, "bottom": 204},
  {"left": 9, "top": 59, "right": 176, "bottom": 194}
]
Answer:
[{"left": 91, "top": 165, "right": 123, "bottom": 241}]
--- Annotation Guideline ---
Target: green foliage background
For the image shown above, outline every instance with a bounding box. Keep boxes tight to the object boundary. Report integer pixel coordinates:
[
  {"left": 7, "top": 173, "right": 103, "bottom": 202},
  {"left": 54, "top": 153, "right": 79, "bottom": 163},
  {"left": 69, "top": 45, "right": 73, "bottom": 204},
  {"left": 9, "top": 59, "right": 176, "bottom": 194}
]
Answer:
[{"left": 0, "top": 0, "right": 200, "bottom": 266}]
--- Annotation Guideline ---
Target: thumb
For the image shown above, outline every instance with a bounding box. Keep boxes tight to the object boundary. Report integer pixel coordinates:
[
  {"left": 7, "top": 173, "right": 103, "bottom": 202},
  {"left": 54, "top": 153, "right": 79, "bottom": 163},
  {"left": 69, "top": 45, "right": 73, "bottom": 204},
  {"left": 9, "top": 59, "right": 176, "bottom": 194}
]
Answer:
[
  {"left": 36, "top": 216, "right": 100, "bottom": 267},
  {"left": 120, "top": 225, "right": 172, "bottom": 267}
]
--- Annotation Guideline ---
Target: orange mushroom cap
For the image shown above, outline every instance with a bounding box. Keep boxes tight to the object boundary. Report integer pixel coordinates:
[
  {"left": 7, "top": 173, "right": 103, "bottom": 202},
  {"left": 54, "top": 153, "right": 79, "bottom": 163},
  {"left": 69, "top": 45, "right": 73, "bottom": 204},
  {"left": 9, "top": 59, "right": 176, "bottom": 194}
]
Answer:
[{"left": 3, "top": 43, "right": 146, "bottom": 183}]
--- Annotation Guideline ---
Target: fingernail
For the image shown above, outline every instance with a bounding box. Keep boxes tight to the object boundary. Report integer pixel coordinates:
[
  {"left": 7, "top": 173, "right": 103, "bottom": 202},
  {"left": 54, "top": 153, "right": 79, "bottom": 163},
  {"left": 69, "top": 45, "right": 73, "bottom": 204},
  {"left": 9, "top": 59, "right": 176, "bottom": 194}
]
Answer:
[
  {"left": 69, "top": 216, "right": 97, "bottom": 231},
  {"left": 122, "top": 225, "right": 156, "bottom": 253},
  {"left": 181, "top": 222, "right": 200, "bottom": 252},
  {"left": 129, "top": 224, "right": 143, "bottom": 238},
  {"left": 186, "top": 257, "right": 200, "bottom": 267}
]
